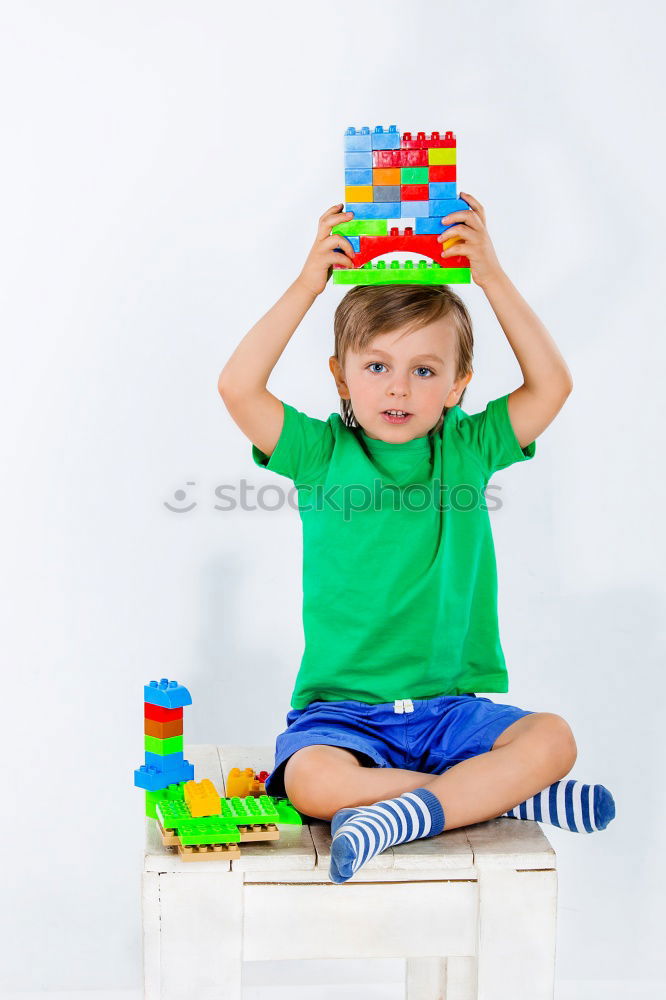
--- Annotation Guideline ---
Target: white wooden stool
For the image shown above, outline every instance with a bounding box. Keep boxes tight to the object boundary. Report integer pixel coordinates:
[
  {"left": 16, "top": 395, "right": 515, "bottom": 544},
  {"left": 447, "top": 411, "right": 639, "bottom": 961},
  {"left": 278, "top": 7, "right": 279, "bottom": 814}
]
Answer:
[{"left": 143, "top": 744, "right": 557, "bottom": 1000}]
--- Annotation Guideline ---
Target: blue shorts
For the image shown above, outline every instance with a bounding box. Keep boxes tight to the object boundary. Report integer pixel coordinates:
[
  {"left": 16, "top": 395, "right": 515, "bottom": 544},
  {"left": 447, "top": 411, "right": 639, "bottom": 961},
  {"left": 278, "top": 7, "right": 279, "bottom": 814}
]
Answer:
[{"left": 264, "top": 692, "right": 535, "bottom": 799}]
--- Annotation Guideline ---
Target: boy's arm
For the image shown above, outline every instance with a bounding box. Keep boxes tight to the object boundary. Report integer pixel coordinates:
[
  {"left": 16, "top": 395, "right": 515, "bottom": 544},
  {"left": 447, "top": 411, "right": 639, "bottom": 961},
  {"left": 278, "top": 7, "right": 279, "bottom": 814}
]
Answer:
[
  {"left": 439, "top": 192, "right": 573, "bottom": 449},
  {"left": 218, "top": 204, "right": 355, "bottom": 458}
]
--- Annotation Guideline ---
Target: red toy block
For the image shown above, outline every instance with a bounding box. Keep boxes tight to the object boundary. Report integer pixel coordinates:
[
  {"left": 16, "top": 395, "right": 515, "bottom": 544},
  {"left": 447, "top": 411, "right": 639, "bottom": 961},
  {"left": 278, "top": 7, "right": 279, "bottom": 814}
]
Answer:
[
  {"left": 144, "top": 702, "right": 184, "bottom": 723},
  {"left": 429, "top": 164, "right": 457, "bottom": 182},
  {"left": 401, "top": 184, "right": 429, "bottom": 201},
  {"left": 355, "top": 229, "right": 469, "bottom": 269},
  {"left": 372, "top": 149, "right": 429, "bottom": 168},
  {"left": 401, "top": 130, "right": 457, "bottom": 149}
]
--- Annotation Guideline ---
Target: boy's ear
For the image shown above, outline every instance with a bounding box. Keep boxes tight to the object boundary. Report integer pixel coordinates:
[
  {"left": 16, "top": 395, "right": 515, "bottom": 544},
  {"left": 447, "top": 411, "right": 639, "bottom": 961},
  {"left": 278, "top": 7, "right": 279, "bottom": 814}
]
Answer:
[
  {"left": 329, "top": 355, "right": 350, "bottom": 399},
  {"left": 446, "top": 369, "right": 473, "bottom": 406}
]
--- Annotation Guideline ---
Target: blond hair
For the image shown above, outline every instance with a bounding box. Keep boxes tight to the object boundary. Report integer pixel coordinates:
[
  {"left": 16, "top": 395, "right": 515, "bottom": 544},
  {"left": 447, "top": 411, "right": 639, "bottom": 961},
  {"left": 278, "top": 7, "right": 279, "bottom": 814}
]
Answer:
[{"left": 333, "top": 284, "right": 474, "bottom": 437}]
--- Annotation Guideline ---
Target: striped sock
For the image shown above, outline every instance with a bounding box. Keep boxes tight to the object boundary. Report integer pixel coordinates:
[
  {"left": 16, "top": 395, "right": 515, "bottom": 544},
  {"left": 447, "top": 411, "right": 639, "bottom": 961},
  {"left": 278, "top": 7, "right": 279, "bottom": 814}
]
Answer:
[
  {"left": 502, "top": 779, "right": 615, "bottom": 832},
  {"left": 329, "top": 787, "right": 445, "bottom": 884}
]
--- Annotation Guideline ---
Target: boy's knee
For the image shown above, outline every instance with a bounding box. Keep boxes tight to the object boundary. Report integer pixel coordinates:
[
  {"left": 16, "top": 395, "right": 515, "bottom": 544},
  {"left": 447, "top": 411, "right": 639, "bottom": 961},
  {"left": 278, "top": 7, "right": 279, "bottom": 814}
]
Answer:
[
  {"left": 283, "top": 746, "right": 359, "bottom": 821},
  {"left": 535, "top": 713, "right": 578, "bottom": 776}
]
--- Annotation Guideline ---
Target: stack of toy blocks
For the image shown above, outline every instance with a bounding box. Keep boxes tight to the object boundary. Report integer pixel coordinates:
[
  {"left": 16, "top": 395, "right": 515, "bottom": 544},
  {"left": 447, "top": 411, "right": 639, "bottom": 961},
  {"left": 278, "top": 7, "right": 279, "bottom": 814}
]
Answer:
[
  {"left": 134, "top": 677, "right": 195, "bottom": 818},
  {"left": 332, "top": 125, "right": 471, "bottom": 285},
  {"left": 155, "top": 778, "right": 287, "bottom": 862},
  {"left": 134, "top": 678, "right": 304, "bottom": 858}
]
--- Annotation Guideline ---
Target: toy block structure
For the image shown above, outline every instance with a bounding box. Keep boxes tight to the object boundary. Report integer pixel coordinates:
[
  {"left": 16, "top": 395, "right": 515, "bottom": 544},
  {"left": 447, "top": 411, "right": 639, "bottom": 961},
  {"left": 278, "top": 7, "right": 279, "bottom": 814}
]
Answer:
[
  {"left": 134, "top": 678, "right": 196, "bottom": 816},
  {"left": 135, "top": 679, "right": 303, "bottom": 859},
  {"left": 333, "top": 126, "right": 471, "bottom": 285},
  {"left": 155, "top": 782, "right": 283, "bottom": 861}
]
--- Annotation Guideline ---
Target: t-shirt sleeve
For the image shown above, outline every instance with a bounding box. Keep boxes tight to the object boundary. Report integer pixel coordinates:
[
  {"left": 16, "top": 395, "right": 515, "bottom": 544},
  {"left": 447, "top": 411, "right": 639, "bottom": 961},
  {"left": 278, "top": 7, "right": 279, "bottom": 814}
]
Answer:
[
  {"left": 455, "top": 392, "right": 536, "bottom": 480},
  {"left": 251, "top": 400, "right": 335, "bottom": 484}
]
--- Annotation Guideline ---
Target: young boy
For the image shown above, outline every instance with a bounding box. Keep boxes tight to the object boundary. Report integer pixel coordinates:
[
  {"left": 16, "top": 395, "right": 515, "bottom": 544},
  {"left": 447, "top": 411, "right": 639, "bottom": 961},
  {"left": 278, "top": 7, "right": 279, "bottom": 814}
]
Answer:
[{"left": 218, "top": 195, "right": 615, "bottom": 884}]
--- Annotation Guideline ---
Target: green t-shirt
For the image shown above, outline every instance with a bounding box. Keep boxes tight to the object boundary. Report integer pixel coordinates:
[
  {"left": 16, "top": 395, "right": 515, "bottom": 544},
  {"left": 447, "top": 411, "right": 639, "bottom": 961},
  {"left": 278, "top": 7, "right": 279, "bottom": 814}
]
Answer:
[{"left": 252, "top": 394, "right": 535, "bottom": 709}]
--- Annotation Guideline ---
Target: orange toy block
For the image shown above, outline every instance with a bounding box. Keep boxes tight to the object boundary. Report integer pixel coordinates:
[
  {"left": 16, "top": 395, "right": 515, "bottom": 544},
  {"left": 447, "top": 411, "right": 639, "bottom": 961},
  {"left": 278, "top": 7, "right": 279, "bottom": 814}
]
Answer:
[
  {"left": 144, "top": 716, "right": 183, "bottom": 739},
  {"left": 226, "top": 767, "right": 254, "bottom": 798},
  {"left": 226, "top": 766, "right": 267, "bottom": 798},
  {"left": 184, "top": 778, "right": 222, "bottom": 817}
]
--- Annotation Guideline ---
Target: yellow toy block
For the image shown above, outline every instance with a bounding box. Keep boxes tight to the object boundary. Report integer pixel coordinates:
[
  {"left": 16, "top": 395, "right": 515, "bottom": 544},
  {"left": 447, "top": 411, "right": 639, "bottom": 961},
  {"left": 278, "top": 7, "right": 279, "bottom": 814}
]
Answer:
[
  {"left": 226, "top": 767, "right": 254, "bottom": 798},
  {"left": 442, "top": 236, "right": 463, "bottom": 251},
  {"left": 345, "top": 185, "right": 373, "bottom": 202},
  {"left": 428, "top": 148, "right": 456, "bottom": 166},
  {"left": 226, "top": 766, "right": 267, "bottom": 798},
  {"left": 184, "top": 778, "right": 222, "bottom": 817}
]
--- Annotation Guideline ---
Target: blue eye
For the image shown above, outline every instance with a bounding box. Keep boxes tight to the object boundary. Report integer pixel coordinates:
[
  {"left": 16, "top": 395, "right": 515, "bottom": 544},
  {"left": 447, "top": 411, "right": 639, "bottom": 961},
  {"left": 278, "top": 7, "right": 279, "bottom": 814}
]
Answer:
[{"left": 366, "top": 363, "right": 435, "bottom": 376}]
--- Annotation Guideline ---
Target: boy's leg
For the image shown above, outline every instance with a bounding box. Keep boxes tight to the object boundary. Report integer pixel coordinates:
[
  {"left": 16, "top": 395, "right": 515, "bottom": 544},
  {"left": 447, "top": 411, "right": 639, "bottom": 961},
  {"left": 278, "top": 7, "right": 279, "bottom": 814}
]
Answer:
[
  {"left": 285, "top": 714, "right": 573, "bottom": 824},
  {"left": 283, "top": 744, "right": 436, "bottom": 820},
  {"left": 420, "top": 712, "right": 576, "bottom": 829},
  {"left": 327, "top": 713, "right": 615, "bottom": 883}
]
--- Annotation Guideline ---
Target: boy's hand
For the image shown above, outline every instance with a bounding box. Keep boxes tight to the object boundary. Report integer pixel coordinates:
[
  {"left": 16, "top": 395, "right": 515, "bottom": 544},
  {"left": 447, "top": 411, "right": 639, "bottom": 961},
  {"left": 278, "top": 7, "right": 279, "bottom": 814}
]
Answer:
[
  {"left": 437, "top": 192, "right": 505, "bottom": 289},
  {"left": 295, "top": 203, "right": 356, "bottom": 296}
]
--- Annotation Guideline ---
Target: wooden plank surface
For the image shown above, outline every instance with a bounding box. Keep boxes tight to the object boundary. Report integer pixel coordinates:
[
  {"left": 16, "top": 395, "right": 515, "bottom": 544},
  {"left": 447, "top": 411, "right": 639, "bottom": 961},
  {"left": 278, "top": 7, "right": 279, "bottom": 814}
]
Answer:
[{"left": 463, "top": 816, "right": 557, "bottom": 870}]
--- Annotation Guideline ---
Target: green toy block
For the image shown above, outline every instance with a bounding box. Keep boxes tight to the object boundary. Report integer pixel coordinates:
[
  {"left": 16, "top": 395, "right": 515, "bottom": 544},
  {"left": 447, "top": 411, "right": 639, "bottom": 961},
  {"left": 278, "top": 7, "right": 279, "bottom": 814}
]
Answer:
[
  {"left": 156, "top": 799, "right": 190, "bottom": 827},
  {"left": 144, "top": 781, "right": 186, "bottom": 818},
  {"left": 274, "top": 798, "right": 303, "bottom": 825},
  {"left": 331, "top": 219, "right": 388, "bottom": 237},
  {"left": 333, "top": 260, "right": 471, "bottom": 285},
  {"left": 220, "top": 794, "right": 280, "bottom": 827},
  {"left": 177, "top": 818, "right": 241, "bottom": 846},
  {"left": 164, "top": 781, "right": 186, "bottom": 801},
  {"left": 401, "top": 167, "right": 429, "bottom": 183},
  {"left": 144, "top": 733, "right": 184, "bottom": 754},
  {"left": 157, "top": 801, "right": 241, "bottom": 845},
  {"left": 145, "top": 788, "right": 166, "bottom": 818}
]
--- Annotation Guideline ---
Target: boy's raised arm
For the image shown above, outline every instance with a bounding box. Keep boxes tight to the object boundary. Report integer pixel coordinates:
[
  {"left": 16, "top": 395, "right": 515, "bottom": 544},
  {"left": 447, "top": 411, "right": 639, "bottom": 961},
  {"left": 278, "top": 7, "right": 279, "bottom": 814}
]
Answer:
[
  {"left": 439, "top": 192, "right": 573, "bottom": 449},
  {"left": 218, "top": 204, "right": 355, "bottom": 458}
]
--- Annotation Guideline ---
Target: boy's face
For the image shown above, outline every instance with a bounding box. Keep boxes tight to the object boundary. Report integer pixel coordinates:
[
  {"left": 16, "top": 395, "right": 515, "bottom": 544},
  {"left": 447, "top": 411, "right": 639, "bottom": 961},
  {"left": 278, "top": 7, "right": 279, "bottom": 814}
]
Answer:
[{"left": 329, "top": 316, "right": 472, "bottom": 441}]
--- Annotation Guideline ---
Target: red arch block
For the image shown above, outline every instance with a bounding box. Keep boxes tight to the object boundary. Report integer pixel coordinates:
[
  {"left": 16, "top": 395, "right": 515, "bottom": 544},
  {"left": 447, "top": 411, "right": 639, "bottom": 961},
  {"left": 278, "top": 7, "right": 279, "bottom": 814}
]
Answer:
[{"left": 355, "top": 229, "right": 469, "bottom": 269}]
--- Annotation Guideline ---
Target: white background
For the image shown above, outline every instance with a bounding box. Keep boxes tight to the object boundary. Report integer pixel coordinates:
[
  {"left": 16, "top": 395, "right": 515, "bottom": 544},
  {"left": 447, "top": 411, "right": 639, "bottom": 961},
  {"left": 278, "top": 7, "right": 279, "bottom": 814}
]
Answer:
[{"left": 1, "top": 1, "right": 664, "bottom": 996}]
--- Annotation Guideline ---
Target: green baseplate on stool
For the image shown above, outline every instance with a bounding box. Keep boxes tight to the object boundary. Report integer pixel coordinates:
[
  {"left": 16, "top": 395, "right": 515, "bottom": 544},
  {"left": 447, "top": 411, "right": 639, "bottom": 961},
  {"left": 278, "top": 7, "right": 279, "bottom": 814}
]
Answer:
[{"left": 146, "top": 781, "right": 302, "bottom": 831}]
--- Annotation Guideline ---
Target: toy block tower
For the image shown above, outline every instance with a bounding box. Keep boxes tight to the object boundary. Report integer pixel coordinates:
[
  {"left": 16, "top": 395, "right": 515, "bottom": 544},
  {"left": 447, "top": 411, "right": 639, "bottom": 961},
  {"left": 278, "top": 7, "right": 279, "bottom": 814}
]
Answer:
[
  {"left": 134, "top": 677, "right": 195, "bottom": 817},
  {"left": 332, "top": 125, "right": 471, "bottom": 285}
]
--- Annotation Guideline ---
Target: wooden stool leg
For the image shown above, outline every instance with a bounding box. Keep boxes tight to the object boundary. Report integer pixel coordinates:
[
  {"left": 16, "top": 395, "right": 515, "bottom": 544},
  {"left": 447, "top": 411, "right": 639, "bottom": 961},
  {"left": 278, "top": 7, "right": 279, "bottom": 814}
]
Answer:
[
  {"left": 142, "top": 872, "right": 161, "bottom": 1000},
  {"left": 476, "top": 866, "right": 557, "bottom": 1000},
  {"left": 406, "top": 956, "right": 476, "bottom": 999},
  {"left": 406, "top": 957, "right": 447, "bottom": 999},
  {"left": 157, "top": 869, "right": 244, "bottom": 1000}
]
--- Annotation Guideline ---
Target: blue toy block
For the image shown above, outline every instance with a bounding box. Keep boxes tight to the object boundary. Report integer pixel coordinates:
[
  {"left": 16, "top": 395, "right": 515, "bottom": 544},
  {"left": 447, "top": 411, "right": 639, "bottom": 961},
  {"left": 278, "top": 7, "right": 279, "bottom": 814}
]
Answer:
[
  {"left": 401, "top": 201, "right": 430, "bottom": 218},
  {"left": 429, "top": 182, "right": 457, "bottom": 199},
  {"left": 429, "top": 197, "right": 471, "bottom": 220},
  {"left": 346, "top": 202, "right": 402, "bottom": 219},
  {"left": 345, "top": 168, "right": 372, "bottom": 186},
  {"left": 145, "top": 750, "right": 184, "bottom": 770},
  {"left": 371, "top": 125, "right": 400, "bottom": 150},
  {"left": 415, "top": 218, "right": 447, "bottom": 234},
  {"left": 344, "top": 151, "right": 373, "bottom": 169},
  {"left": 344, "top": 127, "right": 371, "bottom": 151},
  {"left": 347, "top": 235, "right": 360, "bottom": 252},
  {"left": 144, "top": 678, "right": 192, "bottom": 709},
  {"left": 134, "top": 759, "right": 195, "bottom": 791}
]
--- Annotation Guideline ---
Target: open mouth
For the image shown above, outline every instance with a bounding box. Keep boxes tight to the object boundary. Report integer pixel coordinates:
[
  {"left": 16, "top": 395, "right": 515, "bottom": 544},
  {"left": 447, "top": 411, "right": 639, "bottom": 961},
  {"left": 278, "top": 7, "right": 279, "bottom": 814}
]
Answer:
[{"left": 382, "top": 409, "right": 412, "bottom": 424}]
